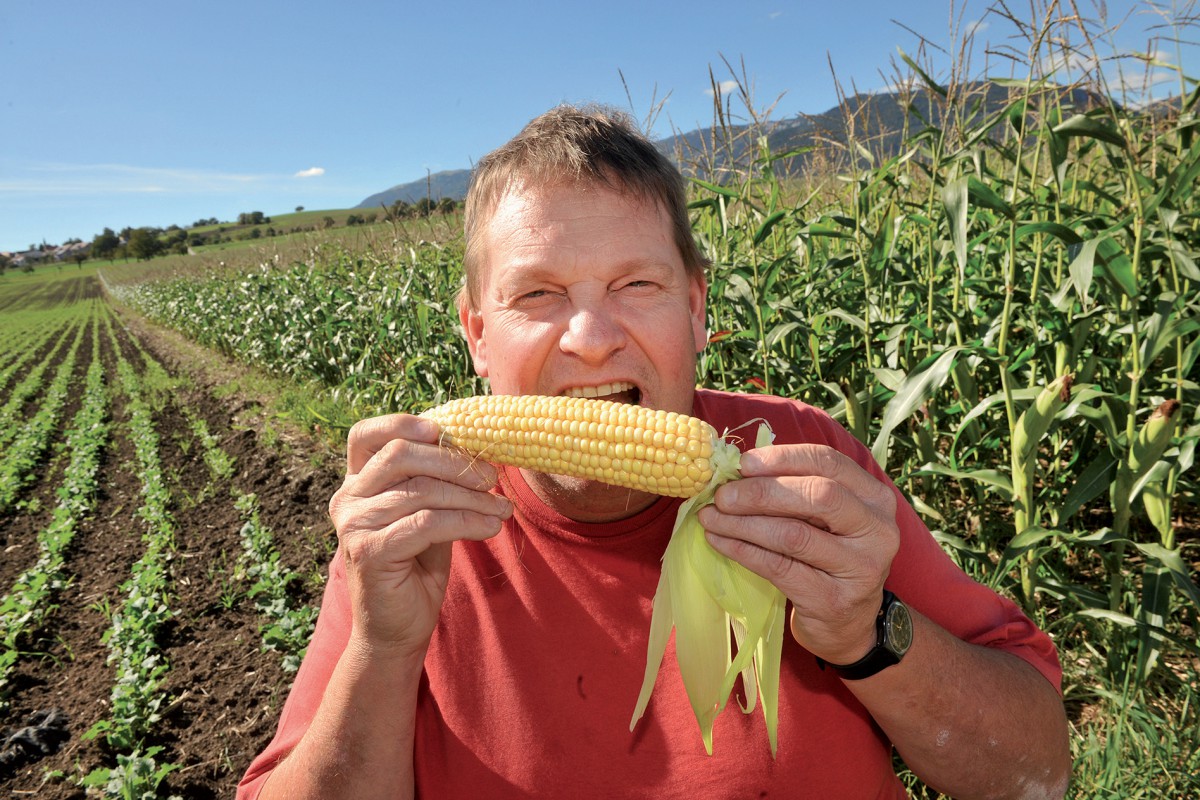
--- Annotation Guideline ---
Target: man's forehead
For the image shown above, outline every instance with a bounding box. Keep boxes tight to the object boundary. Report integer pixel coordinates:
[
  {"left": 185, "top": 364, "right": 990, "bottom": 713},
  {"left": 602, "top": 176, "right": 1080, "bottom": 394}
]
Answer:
[{"left": 488, "top": 176, "right": 660, "bottom": 217}]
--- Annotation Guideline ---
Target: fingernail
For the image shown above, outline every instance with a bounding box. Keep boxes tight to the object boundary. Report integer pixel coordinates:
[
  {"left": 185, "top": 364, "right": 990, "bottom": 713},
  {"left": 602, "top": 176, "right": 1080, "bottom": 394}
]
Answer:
[
  {"left": 414, "top": 415, "right": 440, "bottom": 440},
  {"left": 739, "top": 451, "right": 762, "bottom": 472}
]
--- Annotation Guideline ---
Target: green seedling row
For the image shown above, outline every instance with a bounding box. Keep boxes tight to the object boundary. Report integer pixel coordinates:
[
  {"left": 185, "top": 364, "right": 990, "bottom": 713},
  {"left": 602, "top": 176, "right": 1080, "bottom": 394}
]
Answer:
[
  {"left": 0, "top": 316, "right": 60, "bottom": 392},
  {"left": 177, "top": 402, "right": 318, "bottom": 674},
  {"left": 0, "top": 317, "right": 83, "bottom": 451},
  {"left": 234, "top": 492, "right": 317, "bottom": 674},
  {"left": 81, "top": 310, "right": 182, "bottom": 797},
  {"left": 0, "top": 307, "right": 92, "bottom": 513},
  {"left": 0, "top": 307, "right": 109, "bottom": 706}
]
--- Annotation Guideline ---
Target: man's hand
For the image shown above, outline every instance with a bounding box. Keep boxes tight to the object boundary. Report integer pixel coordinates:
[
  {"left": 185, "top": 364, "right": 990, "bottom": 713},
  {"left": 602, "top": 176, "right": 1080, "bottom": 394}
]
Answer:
[
  {"left": 328, "top": 413, "right": 513, "bottom": 658},
  {"left": 696, "top": 443, "right": 899, "bottom": 665},
  {"left": 699, "top": 443, "right": 1071, "bottom": 799}
]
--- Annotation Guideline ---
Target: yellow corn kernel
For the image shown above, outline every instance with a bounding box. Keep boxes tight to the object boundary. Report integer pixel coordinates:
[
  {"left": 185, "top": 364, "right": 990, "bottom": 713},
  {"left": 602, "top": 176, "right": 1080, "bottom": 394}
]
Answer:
[{"left": 420, "top": 394, "right": 719, "bottom": 498}]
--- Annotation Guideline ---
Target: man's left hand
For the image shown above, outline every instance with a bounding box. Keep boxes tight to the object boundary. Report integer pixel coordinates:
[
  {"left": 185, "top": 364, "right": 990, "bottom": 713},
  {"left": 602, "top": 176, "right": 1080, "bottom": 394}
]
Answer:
[{"left": 697, "top": 443, "right": 900, "bottom": 666}]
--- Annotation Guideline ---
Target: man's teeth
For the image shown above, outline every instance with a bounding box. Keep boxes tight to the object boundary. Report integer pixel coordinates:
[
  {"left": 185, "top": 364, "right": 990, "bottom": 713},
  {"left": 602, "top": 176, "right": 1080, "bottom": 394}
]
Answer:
[{"left": 564, "top": 382, "right": 635, "bottom": 399}]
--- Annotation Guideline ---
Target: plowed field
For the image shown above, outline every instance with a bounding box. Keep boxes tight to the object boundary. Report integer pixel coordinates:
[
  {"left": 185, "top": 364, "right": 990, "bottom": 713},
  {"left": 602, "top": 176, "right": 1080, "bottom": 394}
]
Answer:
[{"left": 0, "top": 275, "right": 340, "bottom": 797}]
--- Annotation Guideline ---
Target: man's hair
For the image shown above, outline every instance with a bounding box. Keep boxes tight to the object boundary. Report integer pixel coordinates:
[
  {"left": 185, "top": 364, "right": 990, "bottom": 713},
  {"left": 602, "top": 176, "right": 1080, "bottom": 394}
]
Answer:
[{"left": 460, "top": 104, "right": 708, "bottom": 308}]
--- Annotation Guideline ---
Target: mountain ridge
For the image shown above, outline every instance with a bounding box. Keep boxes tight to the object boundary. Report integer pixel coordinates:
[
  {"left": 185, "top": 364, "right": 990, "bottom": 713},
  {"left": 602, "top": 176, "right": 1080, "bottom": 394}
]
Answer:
[{"left": 356, "top": 81, "right": 1164, "bottom": 208}]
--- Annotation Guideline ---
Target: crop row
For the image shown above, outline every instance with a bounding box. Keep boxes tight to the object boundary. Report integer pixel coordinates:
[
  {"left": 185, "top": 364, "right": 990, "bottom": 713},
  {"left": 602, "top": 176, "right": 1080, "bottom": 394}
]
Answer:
[
  {"left": 0, "top": 307, "right": 94, "bottom": 514},
  {"left": 234, "top": 493, "right": 318, "bottom": 674},
  {"left": 81, "top": 311, "right": 181, "bottom": 796},
  {"left": 107, "top": 245, "right": 480, "bottom": 417},
  {"left": 181, "top": 402, "right": 317, "bottom": 673},
  {"left": 0, "top": 311, "right": 108, "bottom": 706},
  {"left": 0, "top": 317, "right": 83, "bottom": 452},
  {"left": 0, "top": 315, "right": 61, "bottom": 395}
]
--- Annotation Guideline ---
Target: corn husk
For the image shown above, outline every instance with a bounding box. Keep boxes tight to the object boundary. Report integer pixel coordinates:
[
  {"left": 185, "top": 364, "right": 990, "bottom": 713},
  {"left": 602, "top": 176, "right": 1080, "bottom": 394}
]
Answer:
[{"left": 630, "top": 423, "right": 786, "bottom": 756}]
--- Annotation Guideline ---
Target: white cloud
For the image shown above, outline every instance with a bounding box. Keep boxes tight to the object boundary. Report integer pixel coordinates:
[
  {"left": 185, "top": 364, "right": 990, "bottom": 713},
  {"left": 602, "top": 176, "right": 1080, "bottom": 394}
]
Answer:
[
  {"left": 294, "top": 166, "right": 325, "bottom": 178},
  {"left": 705, "top": 80, "right": 740, "bottom": 98},
  {"left": 964, "top": 19, "right": 989, "bottom": 36},
  {"left": 1038, "top": 50, "right": 1098, "bottom": 78},
  {"left": 0, "top": 162, "right": 267, "bottom": 195}
]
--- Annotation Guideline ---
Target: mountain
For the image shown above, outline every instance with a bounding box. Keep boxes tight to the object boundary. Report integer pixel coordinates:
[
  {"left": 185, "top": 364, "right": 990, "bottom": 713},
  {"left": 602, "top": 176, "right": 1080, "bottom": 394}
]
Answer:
[
  {"left": 656, "top": 81, "right": 1106, "bottom": 178},
  {"left": 356, "top": 82, "right": 1113, "bottom": 205},
  {"left": 355, "top": 169, "right": 472, "bottom": 210}
]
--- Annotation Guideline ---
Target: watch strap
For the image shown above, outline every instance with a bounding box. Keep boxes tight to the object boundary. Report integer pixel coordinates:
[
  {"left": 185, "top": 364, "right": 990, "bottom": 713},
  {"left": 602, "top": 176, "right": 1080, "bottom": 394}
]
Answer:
[{"left": 816, "top": 590, "right": 905, "bottom": 681}]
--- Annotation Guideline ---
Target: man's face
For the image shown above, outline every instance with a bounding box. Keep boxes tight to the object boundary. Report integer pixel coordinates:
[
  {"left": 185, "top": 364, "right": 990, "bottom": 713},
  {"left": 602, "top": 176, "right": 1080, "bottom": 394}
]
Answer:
[{"left": 460, "top": 180, "right": 707, "bottom": 420}]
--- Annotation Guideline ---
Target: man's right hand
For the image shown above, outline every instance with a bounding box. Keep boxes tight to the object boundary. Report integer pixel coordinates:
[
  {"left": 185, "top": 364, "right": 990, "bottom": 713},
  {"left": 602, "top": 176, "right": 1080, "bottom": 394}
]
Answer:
[{"left": 327, "top": 413, "right": 513, "bottom": 659}]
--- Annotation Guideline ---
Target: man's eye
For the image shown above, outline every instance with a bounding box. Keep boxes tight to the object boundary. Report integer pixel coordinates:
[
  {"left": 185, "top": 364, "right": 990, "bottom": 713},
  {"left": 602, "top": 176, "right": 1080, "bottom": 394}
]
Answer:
[{"left": 517, "top": 289, "right": 560, "bottom": 303}]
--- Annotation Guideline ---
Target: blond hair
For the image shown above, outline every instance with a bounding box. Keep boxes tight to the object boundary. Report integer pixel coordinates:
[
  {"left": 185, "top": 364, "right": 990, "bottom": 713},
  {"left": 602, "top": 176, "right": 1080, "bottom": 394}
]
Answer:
[{"left": 460, "top": 104, "right": 708, "bottom": 308}]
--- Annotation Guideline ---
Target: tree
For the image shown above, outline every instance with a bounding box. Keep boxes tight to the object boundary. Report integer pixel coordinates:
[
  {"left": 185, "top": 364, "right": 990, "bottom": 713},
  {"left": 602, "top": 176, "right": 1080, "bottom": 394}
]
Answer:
[
  {"left": 128, "top": 228, "right": 163, "bottom": 261},
  {"left": 237, "top": 211, "right": 267, "bottom": 225},
  {"left": 295, "top": 206, "right": 304, "bottom": 213},
  {"left": 437, "top": 197, "right": 457, "bottom": 215},
  {"left": 91, "top": 228, "right": 120, "bottom": 261}
]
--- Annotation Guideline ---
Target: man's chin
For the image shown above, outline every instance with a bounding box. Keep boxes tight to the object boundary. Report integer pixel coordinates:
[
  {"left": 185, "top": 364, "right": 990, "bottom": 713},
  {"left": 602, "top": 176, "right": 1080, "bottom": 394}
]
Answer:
[{"left": 519, "top": 469, "right": 657, "bottom": 523}]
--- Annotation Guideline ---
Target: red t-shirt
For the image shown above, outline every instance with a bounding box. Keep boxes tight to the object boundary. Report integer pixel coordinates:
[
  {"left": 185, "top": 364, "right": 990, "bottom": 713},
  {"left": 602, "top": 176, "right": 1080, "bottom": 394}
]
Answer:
[{"left": 238, "top": 390, "right": 1061, "bottom": 799}]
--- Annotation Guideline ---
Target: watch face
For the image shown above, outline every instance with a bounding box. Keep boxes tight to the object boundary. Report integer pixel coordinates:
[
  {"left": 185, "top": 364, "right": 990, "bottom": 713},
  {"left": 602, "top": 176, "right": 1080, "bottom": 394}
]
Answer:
[{"left": 884, "top": 601, "right": 914, "bottom": 655}]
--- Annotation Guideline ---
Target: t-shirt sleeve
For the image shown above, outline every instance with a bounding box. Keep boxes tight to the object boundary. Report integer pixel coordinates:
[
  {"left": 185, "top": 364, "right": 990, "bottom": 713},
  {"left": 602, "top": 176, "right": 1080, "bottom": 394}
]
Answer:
[
  {"left": 747, "top": 395, "right": 1062, "bottom": 693},
  {"left": 236, "top": 548, "right": 352, "bottom": 799}
]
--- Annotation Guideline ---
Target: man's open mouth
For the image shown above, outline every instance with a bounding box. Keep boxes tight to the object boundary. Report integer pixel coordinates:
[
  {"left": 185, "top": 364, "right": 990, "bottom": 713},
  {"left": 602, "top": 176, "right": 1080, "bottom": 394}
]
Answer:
[{"left": 563, "top": 381, "right": 641, "bottom": 405}]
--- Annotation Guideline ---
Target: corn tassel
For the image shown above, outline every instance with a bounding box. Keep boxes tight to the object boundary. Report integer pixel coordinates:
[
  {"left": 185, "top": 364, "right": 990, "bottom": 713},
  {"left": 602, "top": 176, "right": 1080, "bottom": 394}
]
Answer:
[{"left": 421, "top": 395, "right": 786, "bottom": 755}]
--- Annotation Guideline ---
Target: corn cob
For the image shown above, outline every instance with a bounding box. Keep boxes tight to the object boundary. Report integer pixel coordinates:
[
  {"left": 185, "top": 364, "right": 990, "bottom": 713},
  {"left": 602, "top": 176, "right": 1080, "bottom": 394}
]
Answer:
[
  {"left": 1127, "top": 399, "right": 1181, "bottom": 487},
  {"left": 1012, "top": 373, "right": 1074, "bottom": 475},
  {"left": 420, "top": 394, "right": 723, "bottom": 498},
  {"left": 1114, "top": 398, "right": 1181, "bottom": 537},
  {"left": 1010, "top": 374, "right": 1073, "bottom": 608},
  {"left": 420, "top": 394, "right": 785, "bottom": 756}
]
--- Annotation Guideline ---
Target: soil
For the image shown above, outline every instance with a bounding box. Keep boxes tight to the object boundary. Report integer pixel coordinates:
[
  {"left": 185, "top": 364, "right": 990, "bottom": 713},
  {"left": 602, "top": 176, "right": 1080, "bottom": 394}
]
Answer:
[{"left": 0, "top": 282, "right": 342, "bottom": 798}]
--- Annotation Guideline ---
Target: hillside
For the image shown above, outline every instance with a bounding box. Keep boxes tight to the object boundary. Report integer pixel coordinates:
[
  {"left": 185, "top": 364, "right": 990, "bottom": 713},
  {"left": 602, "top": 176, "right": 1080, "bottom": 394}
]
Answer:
[{"left": 355, "top": 170, "right": 473, "bottom": 210}]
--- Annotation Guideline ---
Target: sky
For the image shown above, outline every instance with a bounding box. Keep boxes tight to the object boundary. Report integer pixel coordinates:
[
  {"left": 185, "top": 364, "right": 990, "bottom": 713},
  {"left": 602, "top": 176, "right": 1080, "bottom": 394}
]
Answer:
[{"left": 2, "top": 0, "right": 1196, "bottom": 252}]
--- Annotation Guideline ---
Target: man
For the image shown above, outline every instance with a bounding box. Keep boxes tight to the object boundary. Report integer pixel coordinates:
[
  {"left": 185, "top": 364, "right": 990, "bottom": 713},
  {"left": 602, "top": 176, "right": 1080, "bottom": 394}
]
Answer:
[{"left": 239, "top": 106, "right": 1071, "bottom": 799}]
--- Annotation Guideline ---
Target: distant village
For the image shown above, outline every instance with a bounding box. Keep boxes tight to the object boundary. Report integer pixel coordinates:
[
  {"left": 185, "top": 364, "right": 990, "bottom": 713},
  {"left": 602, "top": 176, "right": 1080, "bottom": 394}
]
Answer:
[{"left": 1, "top": 240, "right": 93, "bottom": 270}]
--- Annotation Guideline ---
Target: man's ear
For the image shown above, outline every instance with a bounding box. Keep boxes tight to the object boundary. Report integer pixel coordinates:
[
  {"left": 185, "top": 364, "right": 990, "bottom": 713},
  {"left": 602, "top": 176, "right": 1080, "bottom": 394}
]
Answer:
[
  {"left": 689, "top": 273, "right": 709, "bottom": 353},
  {"left": 458, "top": 295, "right": 490, "bottom": 378}
]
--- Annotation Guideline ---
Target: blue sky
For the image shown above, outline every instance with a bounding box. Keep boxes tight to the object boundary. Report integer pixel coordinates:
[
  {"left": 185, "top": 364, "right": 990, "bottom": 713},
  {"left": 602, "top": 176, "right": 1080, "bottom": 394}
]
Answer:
[{"left": 1, "top": 0, "right": 1195, "bottom": 252}]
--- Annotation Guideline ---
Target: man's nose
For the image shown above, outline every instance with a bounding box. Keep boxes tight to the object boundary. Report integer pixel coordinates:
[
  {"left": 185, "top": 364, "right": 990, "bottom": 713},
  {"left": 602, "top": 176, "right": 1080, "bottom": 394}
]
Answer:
[{"left": 559, "top": 305, "right": 626, "bottom": 365}]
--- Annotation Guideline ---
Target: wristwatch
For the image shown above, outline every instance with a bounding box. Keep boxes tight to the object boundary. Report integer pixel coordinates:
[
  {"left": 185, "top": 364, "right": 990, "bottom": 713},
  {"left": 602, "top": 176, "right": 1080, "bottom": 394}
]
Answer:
[{"left": 819, "top": 590, "right": 913, "bottom": 680}]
